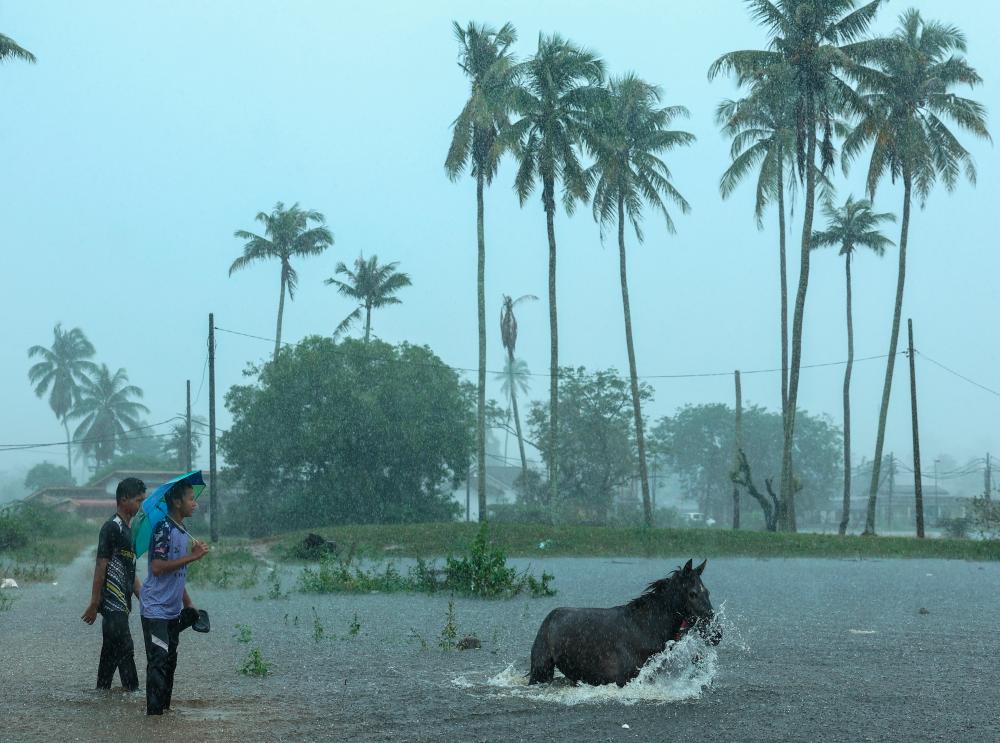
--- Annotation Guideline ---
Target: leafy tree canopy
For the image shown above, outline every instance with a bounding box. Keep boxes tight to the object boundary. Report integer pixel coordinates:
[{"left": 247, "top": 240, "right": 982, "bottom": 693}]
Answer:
[{"left": 24, "top": 462, "right": 75, "bottom": 492}]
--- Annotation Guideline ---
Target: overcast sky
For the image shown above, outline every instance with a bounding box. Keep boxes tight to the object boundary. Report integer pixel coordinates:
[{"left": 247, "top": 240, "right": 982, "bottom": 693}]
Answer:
[{"left": 1, "top": 0, "right": 997, "bottom": 491}]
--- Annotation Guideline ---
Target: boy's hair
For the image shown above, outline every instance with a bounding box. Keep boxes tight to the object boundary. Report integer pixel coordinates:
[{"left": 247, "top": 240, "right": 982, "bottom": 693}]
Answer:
[
  {"left": 164, "top": 481, "right": 193, "bottom": 510},
  {"left": 115, "top": 477, "right": 146, "bottom": 504}
]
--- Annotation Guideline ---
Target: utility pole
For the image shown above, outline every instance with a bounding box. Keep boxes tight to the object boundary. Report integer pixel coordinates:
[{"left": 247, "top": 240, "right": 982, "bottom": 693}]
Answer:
[
  {"left": 985, "top": 453, "right": 992, "bottom": 501},
  {"left": 732, "top": 370, "right": 742, "bottom": 530},
  {"left": 465, "top": 461, "right": 471, "bottom": 522},
  {"left": 887, "top": 452, "right": 895, "bottom": 532},
  {"left": 908, "top": 318, "right": 925, "bottom": 538},
  {"left": 185, "top": 379, "right": 192, "bottom": 472},
  {"left": 208, "top": 313, "right": 218, "bottom": 542}
]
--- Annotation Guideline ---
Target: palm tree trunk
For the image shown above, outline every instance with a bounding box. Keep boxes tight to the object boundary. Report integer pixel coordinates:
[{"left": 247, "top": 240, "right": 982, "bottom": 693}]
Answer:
[
  {"left": 839, "top": 252, "right": 854, "bottom": 536},
  {"left": 364, "top": 305, "right": 372, "bottom": 343},
  {"left": 544, "top": 177, "right": 559, "bottom": 509},
  {"left": 778, "top": 166, "right": 789, "bottom": 420},
  {"left": 274, "top": 265, "right": 287, "bottom": 362},
  {"left": 476, "top": 172, "right": 487, "bottom": 521},
  {"left": 63, "top": 419, "right": 73, "bottom": 482},
  {"left": 780, "top": 103, "right": 819, "bottom": 533},
  {"left": 618, "top": 196, "right": 652, "bottom": 527},
  {"left": 509, "top": 350, "right": 529, "bottom": 478},
  {"left": 863, "top": 174, "right": 912, "bottom": 535}
]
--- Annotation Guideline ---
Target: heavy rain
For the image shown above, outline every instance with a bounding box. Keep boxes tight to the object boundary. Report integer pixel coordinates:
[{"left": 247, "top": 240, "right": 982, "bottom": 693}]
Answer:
[{"left": 1, "top": 2, "right": 998, "bottom": 741}]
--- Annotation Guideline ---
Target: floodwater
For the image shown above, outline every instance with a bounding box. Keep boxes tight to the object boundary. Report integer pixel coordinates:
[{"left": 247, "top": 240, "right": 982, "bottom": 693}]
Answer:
[{"left": 2, "top": 549, "right": 999, "bottom": 742}]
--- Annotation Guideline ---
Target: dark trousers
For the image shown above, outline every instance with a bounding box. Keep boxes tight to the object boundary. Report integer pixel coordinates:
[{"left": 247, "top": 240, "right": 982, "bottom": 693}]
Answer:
[
  {"left": 141, "top": 615, "right": 181, "bottom": 715},
  {"left": 96, "top": 610, "right": 138, "bottom": 691}
]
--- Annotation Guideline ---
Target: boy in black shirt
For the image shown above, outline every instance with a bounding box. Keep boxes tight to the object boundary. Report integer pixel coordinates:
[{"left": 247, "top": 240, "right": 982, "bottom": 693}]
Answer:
[{"left": 82, "top": 477, "right": 146, "bottom": 691}]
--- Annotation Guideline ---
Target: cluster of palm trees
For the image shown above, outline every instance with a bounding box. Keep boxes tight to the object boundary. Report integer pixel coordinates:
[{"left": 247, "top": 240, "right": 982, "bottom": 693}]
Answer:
[
  {"left": 446, "top": 23, "right": 694, "bottom": 525},
  {"left": 27, "top": 325, "right": 149, "bottom": 476},
  {"left": 712, "top": 2, "right": 988, "bottom": 534},
  {"left": 449, "top": 2, "right": 988, "bottom": 533},
  {"left": 229, "top": 201, "right": 411, "bottom": 359}
]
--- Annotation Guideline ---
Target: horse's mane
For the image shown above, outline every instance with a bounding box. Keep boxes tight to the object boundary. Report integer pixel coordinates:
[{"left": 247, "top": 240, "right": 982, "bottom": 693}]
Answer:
[{"left": 627, "top": 568, "right": 684, "bottom": 609}]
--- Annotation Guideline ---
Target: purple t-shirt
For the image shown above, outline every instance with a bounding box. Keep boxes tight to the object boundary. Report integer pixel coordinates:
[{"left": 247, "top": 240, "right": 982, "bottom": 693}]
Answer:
[{"left": 140, "top": 518, "right": 189, "bottom": 620}]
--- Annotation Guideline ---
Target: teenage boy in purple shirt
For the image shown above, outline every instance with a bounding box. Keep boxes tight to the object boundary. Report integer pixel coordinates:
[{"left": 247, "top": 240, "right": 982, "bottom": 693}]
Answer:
[
  {"left": 139, "top": 480, "right": 209, "bottom": 715},
  {"left": 82, "top": 477, "right": 146, "bottom": 691}
]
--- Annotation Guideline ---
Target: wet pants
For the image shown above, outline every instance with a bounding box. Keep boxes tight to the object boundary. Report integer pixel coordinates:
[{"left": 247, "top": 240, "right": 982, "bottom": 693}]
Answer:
[
  {"left": 96, "top": 610, "right": 138, "bottom": 691},
  {"left": 141, "top": 615, "right": 181, "bottom": 715}
]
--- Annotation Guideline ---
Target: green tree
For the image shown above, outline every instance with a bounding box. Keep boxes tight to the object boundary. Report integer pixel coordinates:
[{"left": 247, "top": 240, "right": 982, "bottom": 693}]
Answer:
[
  {"left": 71, "top": 365, "right": 149, "bottom": 469},
  {"left": 231, "top": 202, "right": 334, "bottom": 361},
  {"left": 27, "top": 324, "right": 99, "bottom": 478},
  {"left": 499, "top": 293, "right": 536, "bottom": 478},
  {"left": 812, "top": 195, "right": 894, "bottom": 535},
  {"left": 710, "top": 0, "right": 885, "bottom": 531},
  {"left": 585, "top": 73, "right": 694, "bottom": 527},
  {"left": 0, "top": 32, "right": 35, "bottom": 63},
  {"left": 221, "top": 338, "right": 471, "bottom": 534},
  {"left": 842, "top": 9, "right": 990, "bottom": 536},
  {"left": 651, "top": 403, "right": 842, "bottom": 528},
  {"left": 162, "top": 417, "right": 205, "bottom": 469},
  {"left": 24, "top": 462, "right": 74, "bottom": 492},
  {"left": 325, "top": 254, "right": 412, "bottom": 342},
  {"left": 504, "top": 34, "right": 605, "bottom": 507},
  {"left": 527, "top": 367, "right": 651, "bottom": 525},
  {"left": 445, "top": 20, "right": 519, "bottom": 524}
]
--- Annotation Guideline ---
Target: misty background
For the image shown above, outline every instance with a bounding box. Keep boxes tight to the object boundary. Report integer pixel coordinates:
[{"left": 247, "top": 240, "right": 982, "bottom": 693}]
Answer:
[{"left": 1, "top": 0, "right": 996, "bottom": 499}]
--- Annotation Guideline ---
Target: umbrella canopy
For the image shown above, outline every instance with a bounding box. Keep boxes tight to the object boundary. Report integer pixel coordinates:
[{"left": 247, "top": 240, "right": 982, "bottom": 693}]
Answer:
[{"left": 132, "top": 470, "right": 205, "bottom": 557}]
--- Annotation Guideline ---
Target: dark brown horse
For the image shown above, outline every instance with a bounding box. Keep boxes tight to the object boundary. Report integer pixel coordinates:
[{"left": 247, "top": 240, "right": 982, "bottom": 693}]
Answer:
[{"left": 528, "top": 559, "right": 721, "bottom": 687}]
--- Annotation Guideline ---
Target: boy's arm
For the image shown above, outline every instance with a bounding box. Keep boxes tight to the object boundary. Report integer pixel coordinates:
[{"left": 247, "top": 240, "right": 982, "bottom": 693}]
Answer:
[
  {"left": 182, "top": 588, "right": 195, "bottom": 611},
  {"left": 133, "top": 576, "right": 142, "bottom": 599},
  {"left": 82, "top": 558, "right": 108, "bottom": 624},
  {"left": 149, "top": 539, "right": 208, "bottom": 577}
]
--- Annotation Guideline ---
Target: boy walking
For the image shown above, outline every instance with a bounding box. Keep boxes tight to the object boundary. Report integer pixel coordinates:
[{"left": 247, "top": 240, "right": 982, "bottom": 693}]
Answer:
[
  {"left": 82, "top": 477, "right": 146, "bottom": 692},
  {"left": 139, "top": 480, "right": 209, "bottom": 715}
]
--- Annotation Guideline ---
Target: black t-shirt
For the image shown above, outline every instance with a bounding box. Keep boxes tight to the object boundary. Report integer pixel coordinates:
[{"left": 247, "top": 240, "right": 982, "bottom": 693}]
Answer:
[{"left": 96, "top": 514, "right": 136, "bottom": 614}]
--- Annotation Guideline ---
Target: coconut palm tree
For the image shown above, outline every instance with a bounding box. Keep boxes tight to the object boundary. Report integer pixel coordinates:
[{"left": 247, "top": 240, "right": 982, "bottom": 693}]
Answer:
[
  {"left": 584, "top": 74, "right": 694, "bottom": 527},
  {"left": 445, "top": 21, "right": 519, "bottom": 522},
  {"left": 710, "top": 0, "right": 885, "bottom": 531},
  {"left": 812, "top": 195, "right": 895, "bottom": 535},
  {"left": 71, "top": 365, "right": 149, "bottom": 469},
  {"left": 231, "top": 202, "right": 334, "bottom": 361},
  {"left": 842, "top": 9, "right": 990, "bottom": 536},
  {"left": 504, "top": 33, "right": 605, "bottom": 506},
  {"left": 499, "top": 293, "right": 537, "bottom": 477},
  {"left": 325, "top": 254, "right": 411, "bottom": 342},
  {"left": 27, "top": 324, "right": 98, "bottom": 478},
  {"left": 0, "top": 33, "right": 35, "bottom": 64}
]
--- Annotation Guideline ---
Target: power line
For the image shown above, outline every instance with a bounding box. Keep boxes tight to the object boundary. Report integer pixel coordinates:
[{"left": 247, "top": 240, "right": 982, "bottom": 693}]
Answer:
[
  {"left": 0, "top": 417, "right": 184, "bottom": 453},
  {"left": 914, "top": 350, "right": 1000, "bottom": 399}
]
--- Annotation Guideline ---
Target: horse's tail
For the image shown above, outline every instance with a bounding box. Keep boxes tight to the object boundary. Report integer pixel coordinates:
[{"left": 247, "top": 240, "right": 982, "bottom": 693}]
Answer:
[{"left": 528, "top": 611, "right": 556, "bottom": 685}]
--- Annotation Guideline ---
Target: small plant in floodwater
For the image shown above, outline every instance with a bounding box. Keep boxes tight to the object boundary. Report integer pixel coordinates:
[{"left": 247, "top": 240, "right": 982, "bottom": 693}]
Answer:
[
  {"left": 234, "top": 624, "right": 252, "bottom": 644},
  {"left": 408, "top": 627, "right": 428, "bottom": 651},
  {"left": 293, "top": 615, "right": 300, "bottom": 627},
  {"left": 312, "top": 607, "right": 325, "bottom": 642},
  {"left": 0, "top": 591, "right": 16, "bottom": 612},
  {"left": 348, "top": 613, "right": 361, "bottom": 637},
  {"left": 264, "top": 569, "right": 287, "bottom": 600},
  {"left": 439, "top": 599, "right": 458, "bottom": 650},
  {"left": 239, "top": 648, "right": 272, "bottom": 677}
]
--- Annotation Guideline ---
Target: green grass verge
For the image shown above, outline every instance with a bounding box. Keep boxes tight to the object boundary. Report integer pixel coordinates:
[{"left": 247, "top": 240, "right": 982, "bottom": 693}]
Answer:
[{"left": 270, "top": 522, "right": 1000, "bottom": 562}]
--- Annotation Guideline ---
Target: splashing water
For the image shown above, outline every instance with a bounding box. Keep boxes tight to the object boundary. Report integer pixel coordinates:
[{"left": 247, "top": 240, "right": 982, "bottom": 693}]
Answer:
[{"left": 454, "top": 612, "right": 739, "bottom": 706}]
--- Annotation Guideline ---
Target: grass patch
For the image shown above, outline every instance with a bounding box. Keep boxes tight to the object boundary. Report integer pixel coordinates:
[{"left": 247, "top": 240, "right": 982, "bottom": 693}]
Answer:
[
  {"left": 272, "top": 522, "right": 1000, "bottom": 562},
  {"left": 0, "top": 503, "right": 92, "bottom": 583},
  {"left": 186, "top": 545, "right": 263, "bottom": 589}
]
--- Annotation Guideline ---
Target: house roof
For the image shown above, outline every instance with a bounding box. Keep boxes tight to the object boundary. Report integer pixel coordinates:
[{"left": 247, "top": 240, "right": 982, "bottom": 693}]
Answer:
[
  {"left": 25, "top": 486, "right": 108, "bottom": 502},
  {"left": 88, "top": 470, "right": 206, "bottom": 489}
]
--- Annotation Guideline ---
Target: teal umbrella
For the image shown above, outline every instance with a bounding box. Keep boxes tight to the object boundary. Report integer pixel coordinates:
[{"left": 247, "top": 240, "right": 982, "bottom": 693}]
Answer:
[{"left": 132, "top": 470, "right": 205, "bottom": 557}]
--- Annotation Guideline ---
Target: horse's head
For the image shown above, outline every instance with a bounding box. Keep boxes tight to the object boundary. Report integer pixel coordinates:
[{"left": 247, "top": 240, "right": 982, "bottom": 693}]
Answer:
[{"left": 675, "top": 559, "right": 722, "bottom": 646}]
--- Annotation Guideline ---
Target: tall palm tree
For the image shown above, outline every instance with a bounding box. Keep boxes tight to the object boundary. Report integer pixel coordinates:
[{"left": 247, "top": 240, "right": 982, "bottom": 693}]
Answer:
[
  {"left": 231, "top": 202, "right": 334, "bottom": 361},
  {"left": 325, "top": 254, "right": 412, "bottom": 342},
  {"left": 504, "top": 33, "right": 605, "bottom": 507},
  {"left": 27, "top": 324, "right": 98, "bottom": 478},
  {"left": 499, "top": 293, "right": 537, "bottom": 478},
  {"left": 71, "top": 365, "right": 149, "bottom": 469},
  {"left": 812, "top": 195, "right": 894, "bottom": 535},
  {"left": 584, "top": 74, "right": 694, "bottom": 527},
  {"left": 710, "top": 0, "right": 884, "bottom": 531},
  {"left": 842, "top": 9, "right": 990, "bottom": 536},
  {"left": 0, "top": 33, "right": 36, "bottom": 64},
  {"left": 445, "top": 21, "right": 519, "bottom": 522}
]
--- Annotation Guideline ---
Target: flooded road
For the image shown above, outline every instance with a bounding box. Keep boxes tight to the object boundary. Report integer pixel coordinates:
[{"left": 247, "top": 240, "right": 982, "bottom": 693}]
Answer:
[{"left": 2, "top": 550, "right": 999, "bottom": 742}]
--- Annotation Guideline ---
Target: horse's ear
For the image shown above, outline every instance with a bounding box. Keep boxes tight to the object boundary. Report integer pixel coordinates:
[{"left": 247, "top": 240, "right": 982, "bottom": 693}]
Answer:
[
  {"left": 682, "top": 559, "right": 693, "bottom": 574},
  {"left": 695, "top": 559, "right": 707, "bottom": 576}
]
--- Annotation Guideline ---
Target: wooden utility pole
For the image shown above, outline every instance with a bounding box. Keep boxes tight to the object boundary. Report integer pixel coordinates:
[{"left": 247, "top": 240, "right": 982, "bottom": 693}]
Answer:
[
  {"left": 209, "top": 314, "right": 218, "bottom": 542},
  {"left": 887, "top": 452, "right": 895, "bottom": 532},
  {"left": 732, "top": 370, "right": 742, "bottom": 530},
  {"left": 465, "top": 462, "right": 471, "bottom": 522},
  {"left": 985, "top": 453, "right": 992, "bottom": 501},
  {"left": 907, "top": 319, "right": 925, "bottom": 538},
  {"left": 185, "top": 379, "right": 192, "bottom": 472}
]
